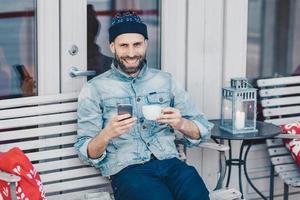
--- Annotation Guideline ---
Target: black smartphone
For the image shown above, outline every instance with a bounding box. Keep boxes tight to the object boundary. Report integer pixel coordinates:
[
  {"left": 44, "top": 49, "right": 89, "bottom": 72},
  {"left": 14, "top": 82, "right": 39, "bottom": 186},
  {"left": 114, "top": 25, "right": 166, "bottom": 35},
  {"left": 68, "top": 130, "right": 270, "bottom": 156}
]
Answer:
[
  {"left": 117, "top": 104, "right": 133, "bottom": 117},
  {"left": 14, "top": 64, "right": 27, "bottom": 81}
]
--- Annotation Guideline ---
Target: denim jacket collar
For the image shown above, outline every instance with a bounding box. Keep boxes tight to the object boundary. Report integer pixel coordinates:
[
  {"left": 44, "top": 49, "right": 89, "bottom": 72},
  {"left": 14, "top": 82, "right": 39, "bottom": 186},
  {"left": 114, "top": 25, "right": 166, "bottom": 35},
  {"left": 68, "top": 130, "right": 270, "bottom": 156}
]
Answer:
[{"left": 110, "top": 60, "right": 148, "bottom": 81}]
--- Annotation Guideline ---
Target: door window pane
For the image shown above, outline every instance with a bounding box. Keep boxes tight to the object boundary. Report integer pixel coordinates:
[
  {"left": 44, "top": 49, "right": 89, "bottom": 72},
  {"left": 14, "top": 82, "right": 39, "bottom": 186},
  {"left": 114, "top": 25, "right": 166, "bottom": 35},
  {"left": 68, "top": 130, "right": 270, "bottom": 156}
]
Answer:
[
  {"left": 0, "top": 0, "right": 36, "bottom": 99},
  {"left": 87, "top": 0, "right": 160, "bottom": 78},
  {"left": 247, "top": 0, "right": 300, "bottom": 80}
]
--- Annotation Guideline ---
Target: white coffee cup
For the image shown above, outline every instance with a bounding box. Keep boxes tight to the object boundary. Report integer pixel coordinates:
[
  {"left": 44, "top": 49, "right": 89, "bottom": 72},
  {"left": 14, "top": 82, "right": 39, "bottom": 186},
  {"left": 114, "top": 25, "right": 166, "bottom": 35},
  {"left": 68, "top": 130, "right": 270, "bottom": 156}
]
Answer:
[{"left": 142, "top": 105, "right": 162, "bottom": 120}]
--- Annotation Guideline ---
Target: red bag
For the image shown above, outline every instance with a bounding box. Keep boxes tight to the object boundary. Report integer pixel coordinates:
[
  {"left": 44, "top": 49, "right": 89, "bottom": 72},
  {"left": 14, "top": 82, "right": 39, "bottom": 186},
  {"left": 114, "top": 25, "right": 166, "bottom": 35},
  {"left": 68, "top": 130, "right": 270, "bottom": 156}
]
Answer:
[
  {"left": 0, "top": 147, "right": 46, "bottom": 200},
  {"left": 280, "top": 121, "right": 300, "bottom": 167}
]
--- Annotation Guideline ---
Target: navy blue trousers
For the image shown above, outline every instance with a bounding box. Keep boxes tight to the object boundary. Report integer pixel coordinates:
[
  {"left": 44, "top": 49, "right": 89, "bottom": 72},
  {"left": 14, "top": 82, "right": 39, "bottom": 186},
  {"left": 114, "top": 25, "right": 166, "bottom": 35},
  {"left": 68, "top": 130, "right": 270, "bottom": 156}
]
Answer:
[{"left": 111, "top": 157, "right": 209, "bottom": 200}]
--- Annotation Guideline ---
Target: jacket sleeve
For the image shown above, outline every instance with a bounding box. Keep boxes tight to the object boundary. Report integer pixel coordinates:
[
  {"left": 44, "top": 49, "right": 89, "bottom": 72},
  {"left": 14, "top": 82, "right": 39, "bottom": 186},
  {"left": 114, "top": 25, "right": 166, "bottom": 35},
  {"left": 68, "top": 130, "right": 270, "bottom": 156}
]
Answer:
[
  {"left": 74, "top": 83, "right": 107, "bottom": 166},
  {"left": 170, "top": 76, "right": 214, "bottom": 147}
]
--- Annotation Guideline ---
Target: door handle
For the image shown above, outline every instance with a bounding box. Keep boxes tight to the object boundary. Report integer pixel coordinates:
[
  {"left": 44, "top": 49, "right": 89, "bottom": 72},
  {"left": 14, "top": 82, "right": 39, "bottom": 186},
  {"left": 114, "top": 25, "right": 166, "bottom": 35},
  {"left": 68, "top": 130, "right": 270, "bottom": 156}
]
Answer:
[{"left": 69, "top": 67, "right": 96, "bottom": 78}]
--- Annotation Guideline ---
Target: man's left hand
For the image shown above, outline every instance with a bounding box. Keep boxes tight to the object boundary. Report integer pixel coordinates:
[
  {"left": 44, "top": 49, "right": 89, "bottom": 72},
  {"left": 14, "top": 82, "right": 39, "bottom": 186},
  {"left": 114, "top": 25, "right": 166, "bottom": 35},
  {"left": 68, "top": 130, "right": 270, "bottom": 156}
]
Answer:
[{"left": 156, "top": 107, "right": 184, "bottom": 130}]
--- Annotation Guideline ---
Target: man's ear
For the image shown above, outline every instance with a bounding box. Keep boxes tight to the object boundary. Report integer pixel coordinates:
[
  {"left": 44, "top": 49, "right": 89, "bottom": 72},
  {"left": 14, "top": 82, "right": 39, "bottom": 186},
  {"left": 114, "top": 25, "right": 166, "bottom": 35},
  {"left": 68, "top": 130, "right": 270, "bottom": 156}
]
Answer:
[
  {"left": 109, "top": 42, "right": 115, "bottom": 54},
  {"left": 144, "top": 39, "right": 148, "bottom": 48}
]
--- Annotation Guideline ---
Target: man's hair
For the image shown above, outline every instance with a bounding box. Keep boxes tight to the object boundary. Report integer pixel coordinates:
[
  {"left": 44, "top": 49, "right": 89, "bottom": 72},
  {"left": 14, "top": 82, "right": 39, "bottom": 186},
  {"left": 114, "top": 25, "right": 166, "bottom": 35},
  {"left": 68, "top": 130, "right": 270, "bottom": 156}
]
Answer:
[{"left": 109, "top": 11, "right": 148, "bottom": 43}]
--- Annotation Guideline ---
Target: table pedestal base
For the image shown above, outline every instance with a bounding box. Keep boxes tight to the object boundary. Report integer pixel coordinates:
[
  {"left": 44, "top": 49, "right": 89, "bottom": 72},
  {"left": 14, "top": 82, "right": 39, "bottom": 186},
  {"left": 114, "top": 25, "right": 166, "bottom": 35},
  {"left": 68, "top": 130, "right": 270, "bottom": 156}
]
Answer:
[{"left": 224, "top": 140, "right": 268, "bottom": 200}]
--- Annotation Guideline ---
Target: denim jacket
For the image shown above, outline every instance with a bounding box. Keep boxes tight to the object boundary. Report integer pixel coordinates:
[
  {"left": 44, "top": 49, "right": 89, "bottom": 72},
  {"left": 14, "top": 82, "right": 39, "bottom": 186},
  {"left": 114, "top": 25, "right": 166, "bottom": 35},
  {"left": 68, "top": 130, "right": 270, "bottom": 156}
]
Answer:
[{"left": 74, "top": 63, "right": 214, "bottom": 176}]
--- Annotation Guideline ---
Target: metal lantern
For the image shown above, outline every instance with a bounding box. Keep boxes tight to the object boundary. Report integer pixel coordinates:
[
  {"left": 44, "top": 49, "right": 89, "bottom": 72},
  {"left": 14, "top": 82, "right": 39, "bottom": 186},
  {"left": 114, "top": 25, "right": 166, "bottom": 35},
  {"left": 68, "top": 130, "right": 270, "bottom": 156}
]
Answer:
[{"left": 220, "top": 78, "right": 258, "bottom": 134}]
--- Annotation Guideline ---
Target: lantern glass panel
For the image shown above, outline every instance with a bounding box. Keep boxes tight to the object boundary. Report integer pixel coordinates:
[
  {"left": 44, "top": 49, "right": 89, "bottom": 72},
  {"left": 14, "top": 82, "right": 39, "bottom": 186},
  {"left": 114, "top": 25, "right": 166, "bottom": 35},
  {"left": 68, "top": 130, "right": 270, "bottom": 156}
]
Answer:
[
  {"left": 245, "top": 101, "right": 255, "bottom": 128},
  {"left": 221, "top": 98, "right": 233, "bottom": 130}
]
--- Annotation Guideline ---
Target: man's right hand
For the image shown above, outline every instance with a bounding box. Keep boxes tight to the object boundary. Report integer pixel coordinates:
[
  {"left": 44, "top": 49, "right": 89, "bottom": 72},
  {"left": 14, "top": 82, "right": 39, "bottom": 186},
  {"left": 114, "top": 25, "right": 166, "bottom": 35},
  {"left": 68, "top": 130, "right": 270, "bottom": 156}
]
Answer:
[
  {"left": 102, "top": 114, "right": 137, "bottom": 141},
  {"left": 87, "top": 114, "right": 137, "bottom": 159}
]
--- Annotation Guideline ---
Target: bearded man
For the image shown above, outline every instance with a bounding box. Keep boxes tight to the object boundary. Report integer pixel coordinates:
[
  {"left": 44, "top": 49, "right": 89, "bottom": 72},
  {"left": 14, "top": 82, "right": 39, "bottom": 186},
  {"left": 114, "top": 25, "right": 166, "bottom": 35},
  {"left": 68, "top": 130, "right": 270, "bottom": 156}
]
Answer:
[{"left": 75, "top": 11, "right": 213, "bottom": 200}]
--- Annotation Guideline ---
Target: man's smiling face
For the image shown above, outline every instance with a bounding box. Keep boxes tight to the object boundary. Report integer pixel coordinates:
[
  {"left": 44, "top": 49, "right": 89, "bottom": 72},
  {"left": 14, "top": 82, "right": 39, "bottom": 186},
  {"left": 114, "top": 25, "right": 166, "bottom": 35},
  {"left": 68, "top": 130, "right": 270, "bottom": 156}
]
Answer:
[{"left": 110, "top": 33, "right": 147, "bottom": 76}]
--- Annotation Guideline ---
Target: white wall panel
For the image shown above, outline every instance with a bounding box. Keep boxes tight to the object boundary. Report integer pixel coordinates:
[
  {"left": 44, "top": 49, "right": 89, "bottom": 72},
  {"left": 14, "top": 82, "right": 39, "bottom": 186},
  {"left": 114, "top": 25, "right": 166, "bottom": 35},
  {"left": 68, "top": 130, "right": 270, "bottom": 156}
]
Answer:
[
  {"left": 186, "top": 0, "right": 205, "bottom": 111},
  {"left": 162, "top": 0, "right": 249, "bottom": 191},
  {"left": 37, "top": 0, "right": 60, "bottom": 95},
  {"left": 186, "top": 0, "right": 224, "bottom": 189},
  {"left": 222, "top": 0, "right": 248, "bottom": 83},
  {"left": 161, "top": 0, "right": 187, "bottom": 88}
]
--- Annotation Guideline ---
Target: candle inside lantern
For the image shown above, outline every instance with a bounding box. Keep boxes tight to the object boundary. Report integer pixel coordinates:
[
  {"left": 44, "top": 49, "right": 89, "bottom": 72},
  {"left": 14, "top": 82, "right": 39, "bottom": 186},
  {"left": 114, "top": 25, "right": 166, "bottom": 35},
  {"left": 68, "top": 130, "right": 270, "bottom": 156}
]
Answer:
[{"left": 235, "top": 111, "right": 245, "bottom": 130}]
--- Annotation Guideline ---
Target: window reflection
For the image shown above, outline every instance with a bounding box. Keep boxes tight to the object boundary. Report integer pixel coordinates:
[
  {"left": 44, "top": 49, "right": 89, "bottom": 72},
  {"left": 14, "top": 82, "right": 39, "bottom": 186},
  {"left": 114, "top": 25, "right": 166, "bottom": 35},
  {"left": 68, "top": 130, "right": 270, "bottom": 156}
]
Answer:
[
  {"left": 87, "top": 0, "right": 160, "bottom": 79},
  {"left": 0, "top": 0, "right": 36, "bottom": 99},
  {"left": 247, "top": 0, "right": 300, "bottom": 79},
  {"left": 87, "top": 4, "right": 113, "bottom": 77}
]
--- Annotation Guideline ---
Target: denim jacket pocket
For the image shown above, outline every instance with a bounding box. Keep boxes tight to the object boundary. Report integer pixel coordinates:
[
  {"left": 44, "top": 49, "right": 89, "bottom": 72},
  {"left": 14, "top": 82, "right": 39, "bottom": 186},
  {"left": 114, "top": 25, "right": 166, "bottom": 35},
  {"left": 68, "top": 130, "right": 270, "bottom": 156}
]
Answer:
[
  {"left": 145, "top": 92, "right": 172, "bottom": 129},
  {"left": 146, "top": 92, "right": 171, "bottom": 107}
]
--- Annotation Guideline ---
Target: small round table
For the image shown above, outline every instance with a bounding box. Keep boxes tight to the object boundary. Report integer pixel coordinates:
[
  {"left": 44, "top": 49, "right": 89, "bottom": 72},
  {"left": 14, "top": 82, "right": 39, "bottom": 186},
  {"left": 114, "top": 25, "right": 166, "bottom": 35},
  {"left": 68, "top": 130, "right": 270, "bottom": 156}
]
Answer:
[{"left": 210, "top": 119, "right": 281, "bottom": 199}]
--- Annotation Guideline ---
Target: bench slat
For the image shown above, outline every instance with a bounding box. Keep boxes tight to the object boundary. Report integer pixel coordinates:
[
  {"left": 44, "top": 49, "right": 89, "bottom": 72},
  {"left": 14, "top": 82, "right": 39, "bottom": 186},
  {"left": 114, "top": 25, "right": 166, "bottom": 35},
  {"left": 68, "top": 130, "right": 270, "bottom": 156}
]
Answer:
[
  {"left": 263, "top": 106, "right": 300, "bottom": 117},
  {"left": 261, "top": 96, "right": 300, "bottom": 107},
  {"left": 266, "top": 138, "right": 284, "bottom": 147},
  {"left": 0, "top": 112, "right": 77, "bottom": 129},
  {"left": 26, "top": 147, "right": 77, "bottom": 162},
  {"left": 0, "top": 135, "right": 76, "bottom": 151},
  {"left": 275, "top": 163, "right": 299, "bottom": 173},
  {"left": 44, "top": 176, "right": 110, "bottom": 194},
  {"left": 265, "top": 116, "right": 300, "bottom": 126},
  {"left": 0, "top": 124, "right": 77, "bottom": 141},
  {"left": 0, "top": 92, "right": 78, "bottom": 109},
  {"left": 280, "top": 171, "right": 300, "bottom": 179},
  {"left": 282, "top": 176, "right": 300, "bottom": 187},
  {"left": 34, "top": 157, "right": 87, "bottom": 172},
  {"left": 257, "top": 76, "right": 300, "bottom": 87},
  {"left": 259, "top": 86, "right": 300, "bottom": 97},
  {"left": 41, "top": 167, "right": 100, "bottom": 183},
  {"left": 47, "top": 188, "right": 110, "bottom": 200},
  {"left": 268, "top": 147, "right": 290, "bottom": 156},
  {"left": 271, "top": 155, "right": 295, "bottom": 165},
  {"left": 0, "top": 102, "right": 77, "bottom": 120}
]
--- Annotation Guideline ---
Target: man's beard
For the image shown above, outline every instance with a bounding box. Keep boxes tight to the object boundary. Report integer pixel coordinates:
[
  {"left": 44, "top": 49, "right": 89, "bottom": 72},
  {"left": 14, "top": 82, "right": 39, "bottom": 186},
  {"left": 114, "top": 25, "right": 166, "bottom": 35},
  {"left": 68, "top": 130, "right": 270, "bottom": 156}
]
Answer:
[{"left": 114, "top": 54, "right": 146, "bottom": 75}]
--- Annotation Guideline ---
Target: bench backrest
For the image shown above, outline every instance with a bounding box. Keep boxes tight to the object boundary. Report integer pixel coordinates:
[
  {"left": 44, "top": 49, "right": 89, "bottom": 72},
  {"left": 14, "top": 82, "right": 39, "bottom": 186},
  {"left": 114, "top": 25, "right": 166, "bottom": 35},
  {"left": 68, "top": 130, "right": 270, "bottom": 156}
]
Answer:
[
  {"left": 0, "top": 93, "right": 110, "bottom": 200},
  {"left": 257, "top": 76, "right": 300, "bottom": 187},
  {"left": 257, "top": 76, "right": 300, "bottom": 126}
]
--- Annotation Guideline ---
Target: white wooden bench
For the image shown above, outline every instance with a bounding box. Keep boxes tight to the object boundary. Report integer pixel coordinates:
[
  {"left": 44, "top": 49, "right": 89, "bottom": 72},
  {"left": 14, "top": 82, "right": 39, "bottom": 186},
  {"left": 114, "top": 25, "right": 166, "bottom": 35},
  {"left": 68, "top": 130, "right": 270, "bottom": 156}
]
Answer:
[
  {"left": 257, "top": 76, "right": 300, "bottom": 200},
  {"left": 0, "top": 93, "right": 241, "bottom": 200}
]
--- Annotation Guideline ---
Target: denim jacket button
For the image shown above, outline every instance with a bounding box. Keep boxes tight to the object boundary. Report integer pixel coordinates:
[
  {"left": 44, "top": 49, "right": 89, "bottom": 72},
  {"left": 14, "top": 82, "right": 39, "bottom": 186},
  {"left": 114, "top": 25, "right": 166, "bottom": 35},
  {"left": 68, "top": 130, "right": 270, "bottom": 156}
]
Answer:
[
  {"left": 159, "top": 97, "right": 164, "bottom": 102},
  {"left": 137, "top": 97, "right": 141, "bottom": 102},
  {"left": 142, "top": 125, "right": 147, "bottom": 129}
]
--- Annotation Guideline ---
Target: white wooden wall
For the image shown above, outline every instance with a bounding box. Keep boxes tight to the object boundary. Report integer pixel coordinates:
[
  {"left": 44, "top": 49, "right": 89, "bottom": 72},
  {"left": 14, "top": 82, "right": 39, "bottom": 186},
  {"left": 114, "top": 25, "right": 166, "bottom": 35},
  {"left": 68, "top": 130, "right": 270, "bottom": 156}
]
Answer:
[
  {"left": 37, "top": 0, "right": 60, "bottom": 95},
  {"left": 161, "top": 0, "right": 249, "bottom": 194}
]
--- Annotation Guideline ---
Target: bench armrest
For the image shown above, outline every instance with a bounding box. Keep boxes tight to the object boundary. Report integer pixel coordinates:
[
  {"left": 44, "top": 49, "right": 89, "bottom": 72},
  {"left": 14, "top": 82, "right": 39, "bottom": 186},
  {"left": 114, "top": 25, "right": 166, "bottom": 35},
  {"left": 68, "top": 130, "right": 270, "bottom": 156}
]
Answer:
[
  {"left": 0, "top": 170, "right": 20, "bottom": 183},
  {"left": 198, "top": 142, "right": 229, "bottom": 191},
  {"left": 198, "top": 142, "right": 230, "bottom": 152},
  {"left": 275, "top": 134, "right": 300, "bottom": 139}
]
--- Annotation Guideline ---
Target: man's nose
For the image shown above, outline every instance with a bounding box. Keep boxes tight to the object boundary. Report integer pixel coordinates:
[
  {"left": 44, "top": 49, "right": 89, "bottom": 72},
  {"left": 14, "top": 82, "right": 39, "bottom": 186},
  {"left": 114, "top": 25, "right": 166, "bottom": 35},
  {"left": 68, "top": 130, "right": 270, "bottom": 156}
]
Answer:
[{"left": 127, "top": 46, "right": 135, "bottom": 57}]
